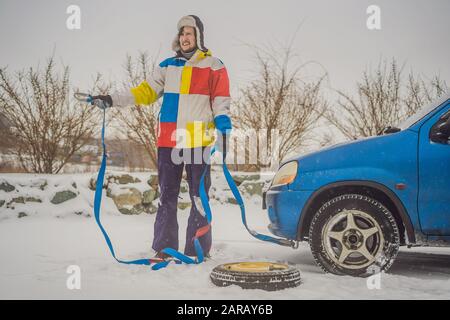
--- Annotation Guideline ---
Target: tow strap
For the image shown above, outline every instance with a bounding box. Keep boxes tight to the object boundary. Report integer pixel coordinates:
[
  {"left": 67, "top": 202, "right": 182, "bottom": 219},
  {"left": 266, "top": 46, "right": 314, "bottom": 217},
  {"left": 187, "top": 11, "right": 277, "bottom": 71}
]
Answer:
[{"left": 84, "top": 96, "right": 295, "bottom": 270}]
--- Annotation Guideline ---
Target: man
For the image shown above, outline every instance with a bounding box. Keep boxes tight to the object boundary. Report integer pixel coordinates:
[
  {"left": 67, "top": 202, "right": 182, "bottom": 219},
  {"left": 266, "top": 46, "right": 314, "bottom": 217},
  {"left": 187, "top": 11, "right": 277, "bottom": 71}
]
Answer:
[{"left": 91, "top": 15, "right": 232, "bottom": 261}]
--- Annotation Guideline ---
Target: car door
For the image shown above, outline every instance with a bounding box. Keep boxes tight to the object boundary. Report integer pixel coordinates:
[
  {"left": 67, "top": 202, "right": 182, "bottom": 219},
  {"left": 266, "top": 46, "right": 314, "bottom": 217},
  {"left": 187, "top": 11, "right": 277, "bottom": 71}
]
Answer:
[{"left": 418, "top": 101, "right": 450, "bottom": 235}]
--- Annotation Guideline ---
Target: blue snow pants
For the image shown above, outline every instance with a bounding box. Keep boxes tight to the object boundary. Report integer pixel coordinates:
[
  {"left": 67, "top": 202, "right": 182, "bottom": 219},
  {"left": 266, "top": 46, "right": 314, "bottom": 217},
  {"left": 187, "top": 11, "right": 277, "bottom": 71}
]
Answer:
[{"left": 152, "top": 147, "right": 211, "bottom": 256}]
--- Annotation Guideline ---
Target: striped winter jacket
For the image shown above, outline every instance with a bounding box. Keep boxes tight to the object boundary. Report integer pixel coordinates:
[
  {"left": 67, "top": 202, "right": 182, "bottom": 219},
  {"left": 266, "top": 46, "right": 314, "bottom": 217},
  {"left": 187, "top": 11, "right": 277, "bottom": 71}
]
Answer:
[{"left": 128, "top": 49, "right": 232, "bottom": 149}]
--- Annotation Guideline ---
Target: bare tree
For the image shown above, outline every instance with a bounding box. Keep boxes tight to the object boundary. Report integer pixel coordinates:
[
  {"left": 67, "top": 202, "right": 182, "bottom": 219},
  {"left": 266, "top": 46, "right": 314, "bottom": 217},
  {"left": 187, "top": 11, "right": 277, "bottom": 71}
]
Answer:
[
  {"left": 113, "top": 52, "right": 160, "bottom": 169},
  {"left": 327, "top": 58, "right": 448, "bottom": 140},
  {"left": 0, "top": 111, "right": 14, "bottom": 150},
  {"left": 0, "top": 57, "right": 101, "bottom": 173},
  {"left": 232, "top": 43, "right": 328, "bottom": 170},
  {"left": 404, "top": 74, "right": 448, "bottom": 117},
  {"left": 0, "top": 111, "right": 18, "bottom": 172}
]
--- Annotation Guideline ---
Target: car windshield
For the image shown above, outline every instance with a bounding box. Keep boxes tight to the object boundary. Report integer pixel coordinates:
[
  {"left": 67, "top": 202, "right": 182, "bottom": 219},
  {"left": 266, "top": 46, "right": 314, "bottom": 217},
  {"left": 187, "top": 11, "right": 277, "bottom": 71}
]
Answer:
[{"left": 397, "top": 96, "right": 448, "bottom": 130}]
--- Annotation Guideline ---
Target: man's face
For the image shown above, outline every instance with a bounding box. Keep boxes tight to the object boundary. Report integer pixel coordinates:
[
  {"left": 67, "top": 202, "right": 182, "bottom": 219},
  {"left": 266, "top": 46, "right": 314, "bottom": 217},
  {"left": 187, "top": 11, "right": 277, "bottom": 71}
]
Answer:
[{"left": 179, "top": 26, "right": 197, "bottom": 52}]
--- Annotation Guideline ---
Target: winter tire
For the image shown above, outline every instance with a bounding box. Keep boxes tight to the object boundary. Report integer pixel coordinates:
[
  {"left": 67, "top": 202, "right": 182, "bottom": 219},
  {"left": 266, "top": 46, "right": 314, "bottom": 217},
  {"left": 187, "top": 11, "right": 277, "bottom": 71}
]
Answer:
[
  {"left": 309, "top": 194, "right": 400, "bottom": 277},
  {"left": 210, "top": 262, "right": 301, "bottom": 291}
]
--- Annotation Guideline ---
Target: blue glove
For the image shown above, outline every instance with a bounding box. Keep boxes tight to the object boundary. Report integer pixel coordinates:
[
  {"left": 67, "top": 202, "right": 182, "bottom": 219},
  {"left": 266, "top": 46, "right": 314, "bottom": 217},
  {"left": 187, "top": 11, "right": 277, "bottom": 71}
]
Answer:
[
  {"left": 214, "top": 115, "right": 232, "bottom": 159},
  {"left": 91, "top": 95, "right": 113, "bottom": 110}
]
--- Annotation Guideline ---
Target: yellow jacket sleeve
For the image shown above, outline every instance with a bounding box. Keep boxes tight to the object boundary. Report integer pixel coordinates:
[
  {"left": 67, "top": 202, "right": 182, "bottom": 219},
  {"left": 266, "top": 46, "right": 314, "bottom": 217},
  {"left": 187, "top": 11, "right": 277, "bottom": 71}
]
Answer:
[{"left": 130, "top": 81, "right": 158, "bottom": 105}]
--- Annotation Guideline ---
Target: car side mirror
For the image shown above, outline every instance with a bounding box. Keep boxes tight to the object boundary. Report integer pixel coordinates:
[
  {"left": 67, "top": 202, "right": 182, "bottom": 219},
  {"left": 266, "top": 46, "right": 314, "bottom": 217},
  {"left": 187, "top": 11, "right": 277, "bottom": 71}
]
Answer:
[{"left": 430, "top": 111, "right": 450, "bottom": 144}]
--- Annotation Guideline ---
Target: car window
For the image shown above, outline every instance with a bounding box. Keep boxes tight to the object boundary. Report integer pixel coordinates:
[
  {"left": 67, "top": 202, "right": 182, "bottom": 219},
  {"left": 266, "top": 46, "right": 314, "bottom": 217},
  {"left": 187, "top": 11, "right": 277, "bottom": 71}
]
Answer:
[{"left": 429, "top": 109, "right": 450, "bottom": 144}]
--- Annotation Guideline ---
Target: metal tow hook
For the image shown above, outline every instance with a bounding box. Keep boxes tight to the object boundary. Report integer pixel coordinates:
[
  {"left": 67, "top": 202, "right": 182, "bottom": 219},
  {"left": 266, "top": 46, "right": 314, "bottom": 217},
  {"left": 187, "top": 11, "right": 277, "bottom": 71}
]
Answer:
[{"left": 291, "top": 240, "right": 300, "bottom": 249}]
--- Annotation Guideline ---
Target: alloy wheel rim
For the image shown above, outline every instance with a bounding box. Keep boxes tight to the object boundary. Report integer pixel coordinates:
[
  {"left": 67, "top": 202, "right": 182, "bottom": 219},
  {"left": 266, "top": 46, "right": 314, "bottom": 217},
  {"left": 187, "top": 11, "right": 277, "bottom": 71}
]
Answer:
[{"left": 322, "top": 209, "right": 384, "bottom": 270}]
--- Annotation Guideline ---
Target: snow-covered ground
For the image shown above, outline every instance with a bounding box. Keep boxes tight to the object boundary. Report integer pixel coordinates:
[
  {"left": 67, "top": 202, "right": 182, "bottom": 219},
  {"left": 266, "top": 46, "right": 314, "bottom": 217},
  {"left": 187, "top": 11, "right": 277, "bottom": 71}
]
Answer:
[{"left": 0, "top": 173, "right": 449, "bottom": 299}]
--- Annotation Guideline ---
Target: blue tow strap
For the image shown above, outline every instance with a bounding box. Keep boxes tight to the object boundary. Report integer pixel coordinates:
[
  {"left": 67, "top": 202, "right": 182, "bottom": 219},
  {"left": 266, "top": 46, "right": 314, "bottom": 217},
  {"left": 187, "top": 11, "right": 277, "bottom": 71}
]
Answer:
[
  {"left": 93, "top": 110, "right": 155, "bottom": 267},
  {"left": 92, "top": 109, "right": 293, "bottom": 270}
]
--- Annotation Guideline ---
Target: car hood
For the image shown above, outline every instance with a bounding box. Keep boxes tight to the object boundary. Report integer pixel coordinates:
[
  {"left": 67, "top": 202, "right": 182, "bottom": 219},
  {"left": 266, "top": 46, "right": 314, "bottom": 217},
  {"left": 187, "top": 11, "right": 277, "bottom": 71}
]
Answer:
[{"left": 285, "top": 129, "right": 418, "bottom": 173}]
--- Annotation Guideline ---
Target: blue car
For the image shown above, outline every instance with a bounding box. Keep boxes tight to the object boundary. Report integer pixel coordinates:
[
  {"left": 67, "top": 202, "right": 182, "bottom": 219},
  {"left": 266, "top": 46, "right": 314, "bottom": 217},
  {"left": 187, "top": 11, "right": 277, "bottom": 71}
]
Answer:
[{"left": 264, "top": 94, "right": 450, "bottom": 276}]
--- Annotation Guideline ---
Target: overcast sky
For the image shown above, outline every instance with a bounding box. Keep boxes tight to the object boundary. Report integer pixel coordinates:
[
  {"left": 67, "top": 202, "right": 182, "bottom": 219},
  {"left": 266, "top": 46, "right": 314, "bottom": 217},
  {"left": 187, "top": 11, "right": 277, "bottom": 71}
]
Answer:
[{"left": 0, "top": 0, "right": 449, "bottom": 99}]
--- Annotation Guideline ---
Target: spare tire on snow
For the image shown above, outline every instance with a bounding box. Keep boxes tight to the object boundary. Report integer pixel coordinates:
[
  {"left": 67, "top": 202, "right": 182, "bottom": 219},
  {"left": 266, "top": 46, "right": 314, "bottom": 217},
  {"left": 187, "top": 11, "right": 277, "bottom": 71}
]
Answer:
[{"left": 210, "top": 262, "right": 301, "bottom": 291}]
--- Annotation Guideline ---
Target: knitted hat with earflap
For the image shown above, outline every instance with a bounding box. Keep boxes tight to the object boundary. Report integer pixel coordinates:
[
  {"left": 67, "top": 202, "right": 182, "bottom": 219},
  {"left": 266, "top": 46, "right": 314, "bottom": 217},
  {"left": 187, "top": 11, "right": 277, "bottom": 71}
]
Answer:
[{"left": 172, "top": 15, "right": 208, "bottom": 53}]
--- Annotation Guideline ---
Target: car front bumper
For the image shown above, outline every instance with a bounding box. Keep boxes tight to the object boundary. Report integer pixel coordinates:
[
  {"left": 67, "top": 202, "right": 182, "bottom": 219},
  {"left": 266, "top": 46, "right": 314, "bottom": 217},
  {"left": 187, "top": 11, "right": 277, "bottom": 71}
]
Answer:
[{"left": 264, "top": 187, "right": 314, "bottom": 240}]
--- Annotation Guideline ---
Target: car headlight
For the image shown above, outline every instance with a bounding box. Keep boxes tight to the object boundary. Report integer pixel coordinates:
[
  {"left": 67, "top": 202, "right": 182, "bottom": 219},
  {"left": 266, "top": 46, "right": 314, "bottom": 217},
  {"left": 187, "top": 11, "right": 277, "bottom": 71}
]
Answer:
[{"left": 271, "top": 161, "right": 298, "bottom": 187}]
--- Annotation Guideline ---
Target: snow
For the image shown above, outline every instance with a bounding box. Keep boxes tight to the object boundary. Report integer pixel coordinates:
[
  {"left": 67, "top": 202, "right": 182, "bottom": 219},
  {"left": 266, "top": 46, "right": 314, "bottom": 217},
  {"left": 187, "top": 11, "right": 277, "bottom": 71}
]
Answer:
[{"left": 1, "top": 172, "right": 450, "bottom": 299}]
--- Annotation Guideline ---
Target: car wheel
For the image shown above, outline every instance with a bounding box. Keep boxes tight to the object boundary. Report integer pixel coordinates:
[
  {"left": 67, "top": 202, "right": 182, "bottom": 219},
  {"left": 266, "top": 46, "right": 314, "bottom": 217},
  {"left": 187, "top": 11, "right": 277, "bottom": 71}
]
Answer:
[
  {"left": 309, "top": 194, "right": 400, "bottom": 277},
  {"left": 210, "top": 262, "right": 301, "bottom": 291}
]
